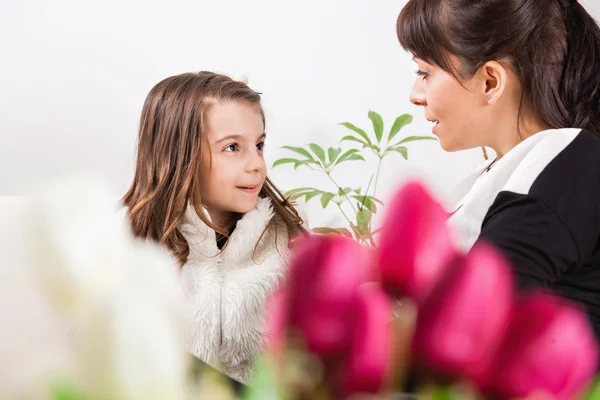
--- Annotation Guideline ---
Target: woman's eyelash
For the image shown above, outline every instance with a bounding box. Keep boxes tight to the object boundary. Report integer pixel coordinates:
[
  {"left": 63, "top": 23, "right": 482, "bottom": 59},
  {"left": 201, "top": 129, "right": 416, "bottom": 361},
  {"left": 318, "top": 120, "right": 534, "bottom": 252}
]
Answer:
[{"left": 416, "top": 69, "right": 429, "bottom": 79}]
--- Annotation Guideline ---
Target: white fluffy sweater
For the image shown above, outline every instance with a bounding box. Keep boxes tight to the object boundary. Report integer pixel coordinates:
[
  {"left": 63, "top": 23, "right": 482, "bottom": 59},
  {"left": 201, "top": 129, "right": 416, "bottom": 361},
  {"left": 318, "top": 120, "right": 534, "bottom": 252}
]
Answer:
[{"left": 178, "top": 197, "right": 292, "bottom": 383}]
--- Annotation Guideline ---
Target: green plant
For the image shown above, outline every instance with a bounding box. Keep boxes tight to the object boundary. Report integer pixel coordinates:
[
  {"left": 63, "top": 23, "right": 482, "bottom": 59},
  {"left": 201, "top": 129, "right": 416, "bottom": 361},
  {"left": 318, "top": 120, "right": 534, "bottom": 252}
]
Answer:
[{"left": 272, "top": 110, "right": 436, "bottom": 246}]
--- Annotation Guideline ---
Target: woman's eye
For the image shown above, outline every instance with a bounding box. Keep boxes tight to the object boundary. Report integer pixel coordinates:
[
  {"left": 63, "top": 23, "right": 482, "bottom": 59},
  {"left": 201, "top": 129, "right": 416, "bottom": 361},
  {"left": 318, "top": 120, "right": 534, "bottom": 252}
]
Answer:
[
  {"left": 416, "top": 69, "right": 429, "bottom": 80},
  {"left": 224, "top": 144, "right": 238, "bottom": 152},
  {"left": 256, "top": 142, "right": 265, "bottom": 151}
]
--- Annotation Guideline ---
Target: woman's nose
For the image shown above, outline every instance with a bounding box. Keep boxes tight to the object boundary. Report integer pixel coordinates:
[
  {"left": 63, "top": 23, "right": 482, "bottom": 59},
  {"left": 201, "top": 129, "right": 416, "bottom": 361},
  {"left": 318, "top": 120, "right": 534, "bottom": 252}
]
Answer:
[{"left": 410, "top": 81, "right": 426, "bottom": 106}]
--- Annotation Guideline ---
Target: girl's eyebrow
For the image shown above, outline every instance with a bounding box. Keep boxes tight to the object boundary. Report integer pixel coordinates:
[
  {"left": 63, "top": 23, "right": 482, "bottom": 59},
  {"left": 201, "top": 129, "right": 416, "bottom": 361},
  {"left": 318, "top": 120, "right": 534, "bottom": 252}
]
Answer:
[{"left": 213, "top": 133, "right": 266, "bottom": 145}]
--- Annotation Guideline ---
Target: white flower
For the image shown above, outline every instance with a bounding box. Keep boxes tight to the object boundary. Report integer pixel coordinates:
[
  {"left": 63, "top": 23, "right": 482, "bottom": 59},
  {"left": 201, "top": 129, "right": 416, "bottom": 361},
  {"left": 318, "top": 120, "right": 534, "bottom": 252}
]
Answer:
[
  {"left": 25, "top": 175, "right": 132, "bottom": 318},
  {"left": 76, "top": 290, "right": 187, "bottom": 400},
  {"left": 22, "top": 174, "right": 189, "bottom": 400}
]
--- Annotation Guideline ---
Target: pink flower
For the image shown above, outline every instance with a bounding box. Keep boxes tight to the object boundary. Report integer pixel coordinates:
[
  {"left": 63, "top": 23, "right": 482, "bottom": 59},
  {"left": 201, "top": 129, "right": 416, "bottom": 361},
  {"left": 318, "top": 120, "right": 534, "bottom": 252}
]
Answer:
[
  {"left": 337, "top": 283, "right": 393, "bottom": 396},
  {"left": 377, "top": 181, "right": 456, "bottom": 304},
  {"left": 481, "top": 292, "right": 598, "bottom": 400},
  {"left": 286, "top": 235, "right": 371, "bottom": 359},
  {"left": 264, "top": 287, "right": 288, "bottom": 357},
  {"left": 412, "top": 243, "right": 513, "bottom": 381}
]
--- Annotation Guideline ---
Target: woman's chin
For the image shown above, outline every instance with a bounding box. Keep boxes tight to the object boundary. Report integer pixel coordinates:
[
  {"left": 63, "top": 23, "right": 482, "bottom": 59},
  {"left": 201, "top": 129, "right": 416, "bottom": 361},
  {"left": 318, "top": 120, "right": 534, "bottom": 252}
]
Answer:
[
  {"left": 438, "top": 138, "right": 456, "bottom": 152},
  {"left": 438, "top": 137, "right": 468, "bottom": 153}
]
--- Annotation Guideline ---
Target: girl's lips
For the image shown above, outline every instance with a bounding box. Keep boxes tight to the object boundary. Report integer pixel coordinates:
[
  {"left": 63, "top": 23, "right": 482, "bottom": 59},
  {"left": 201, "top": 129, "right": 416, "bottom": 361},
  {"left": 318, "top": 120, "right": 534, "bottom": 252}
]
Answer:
[{"left": 237, "top": 186, "right": 259, "bottom": 194}]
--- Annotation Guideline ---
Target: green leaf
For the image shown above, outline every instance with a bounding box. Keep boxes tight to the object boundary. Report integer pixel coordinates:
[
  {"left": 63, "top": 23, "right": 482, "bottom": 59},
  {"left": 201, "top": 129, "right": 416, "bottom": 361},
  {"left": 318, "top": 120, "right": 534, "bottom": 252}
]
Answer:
[
  {"left": 285, "top": 187, "right": 317, "bottom": 195},
  {"left": 243, "top": 356, "right": 283, "bottom": 400},
  {"left": 349, "top": 223, "right": 362, "bottom": 240},
  {"left": 272, "top": 158, "right": 299, "bottom": 168},
  {"left": 293, "top": 160, "right": 316, "bottom": 170},
  {"left": 388, "top": 114, "right": 413, "bottom": 142},
  {"left": 285, "top": 187, "right": 316, "bottom": 201},
  {"left": 335, "top": 149, "right": 365, "bottom": 165},
  {"left": 305, "top": 189, "right": 325, "bottom": 202},
  {"left": 385, "top": 146, "right": 408, "bottom": 160},
  {"left": 342, "top": 154, "right": 366, "bottom": 163},
  {"left": 363, "top": 143, "right": 381, "bottom": 153},
  {"left": 584, "top": 378, "right": 600, "bottom": 400},
  {"left": 51, "top": 382, "right": 83, "bottom": 400},
  {"left": 321, "top": 192, "right": 336, "bottom": 208},
  {"left": 338, "top": 186, "right": 353, "bottom": 196},
  {"left": 395, "top": 135, "right": 437, "bottom": 145},
  {"left": 340, "top": 135, "right": 368, "bottom": 146},
  {"left": 308, "top": 143, "right": 326, "bottom": 163},
  {"left": 339, "top": 122, "right": 372, "bottom": 144},
  {"left": 281, "top": 145, "right": 315, "bottom": 161},
  {"left": 429, "top": 385, "right": 462, "bottom": 400},
  {"left": 368, "top": 110, "right": 384, "bottom": 143},
  {"left": 352, "top": 195, "right": 383, "bottom": 213},
  {"left": 327, "top": 147, "right": 342, "bottom": 165},
  {"left": 336, "top": 228, "right": 354, "bottom": 238},
  {"left": 287, "top": 193, "right": 306, "bottom": 200},
  {"left": 356, "top": 208, "right": 372, "bottom": 234},
  {"left": 354, "top": 194, "right": 371, "bottom": 210},
  {"left": 312, "top": 227, "right": 354, "bottom": 238}
]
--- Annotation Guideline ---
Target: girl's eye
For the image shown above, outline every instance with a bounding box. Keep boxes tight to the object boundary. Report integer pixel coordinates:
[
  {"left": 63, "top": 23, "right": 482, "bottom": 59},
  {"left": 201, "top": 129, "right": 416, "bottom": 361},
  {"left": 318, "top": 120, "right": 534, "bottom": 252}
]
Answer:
[
  {"left": 224, "top": 143, "right": 238, "bottom": 152},
  {"left": 416, "top": 69, "right": 429, "bottom": 80},
  {"left": 256, "top": 142, "right": 265, "bottom": 151}
]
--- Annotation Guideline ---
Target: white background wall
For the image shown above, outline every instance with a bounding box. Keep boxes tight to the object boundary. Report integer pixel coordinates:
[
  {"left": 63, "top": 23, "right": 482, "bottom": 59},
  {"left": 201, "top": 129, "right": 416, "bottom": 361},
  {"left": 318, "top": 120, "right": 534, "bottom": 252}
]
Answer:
[{"left": 1, "top": 0, "right": 599, "bottom": 228}]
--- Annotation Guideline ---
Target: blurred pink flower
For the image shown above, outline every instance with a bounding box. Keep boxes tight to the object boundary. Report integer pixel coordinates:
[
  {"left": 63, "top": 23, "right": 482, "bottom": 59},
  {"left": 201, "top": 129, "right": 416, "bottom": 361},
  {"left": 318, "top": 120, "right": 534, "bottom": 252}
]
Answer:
[
  {"left": 412, "top": 243, "right": 513, "bottom": 381},
  {"left": 285, "top": 235, "right": 371, "bottom": 359},
  {"left": 481, "top": 291, "right": 598, "bottom": 400},
  {"left": 264, "top": 286, "right": 288, "bottom": 358},
  {"left": 377, "top": 181, "right": 456, "bottom": 304},
  {"left": 337, "top": 283, "right": 393, "bottom": 396}
]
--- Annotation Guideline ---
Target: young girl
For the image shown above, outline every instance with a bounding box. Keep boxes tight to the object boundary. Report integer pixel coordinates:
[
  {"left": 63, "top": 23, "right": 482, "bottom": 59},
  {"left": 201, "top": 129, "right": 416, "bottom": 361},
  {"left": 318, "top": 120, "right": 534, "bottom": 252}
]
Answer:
[
  {"left": 122, "top": 71, "right": 306, "bottom": 383},
  {"left": 397, "top": 0, "right": 600, "bottom": 338}
]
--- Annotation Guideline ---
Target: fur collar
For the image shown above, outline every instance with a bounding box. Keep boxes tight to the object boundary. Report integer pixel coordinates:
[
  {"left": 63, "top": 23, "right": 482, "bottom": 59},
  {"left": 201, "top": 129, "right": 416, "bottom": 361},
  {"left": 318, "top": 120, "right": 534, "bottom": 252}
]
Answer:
[
  {"left": 178, "top": 197, "right": 277, "bottom": 264},
  {"left": 177, "top": 197, "right": 290, "bottom": 383}
]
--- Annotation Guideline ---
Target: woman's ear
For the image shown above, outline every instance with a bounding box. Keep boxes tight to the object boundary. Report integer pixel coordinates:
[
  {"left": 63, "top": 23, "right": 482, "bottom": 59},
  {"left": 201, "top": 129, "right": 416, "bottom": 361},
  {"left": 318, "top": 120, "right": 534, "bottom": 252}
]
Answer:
[{"left": 478, "top": 61, "right": 508, "bottom": 104}]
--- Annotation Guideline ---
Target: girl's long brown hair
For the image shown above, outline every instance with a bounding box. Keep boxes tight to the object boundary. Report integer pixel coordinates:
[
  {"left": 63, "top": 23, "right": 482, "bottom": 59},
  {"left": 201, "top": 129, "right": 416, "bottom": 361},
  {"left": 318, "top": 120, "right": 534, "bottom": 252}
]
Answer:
[{"left": 123, "top": 71, "right": 305, "bottom": 265}]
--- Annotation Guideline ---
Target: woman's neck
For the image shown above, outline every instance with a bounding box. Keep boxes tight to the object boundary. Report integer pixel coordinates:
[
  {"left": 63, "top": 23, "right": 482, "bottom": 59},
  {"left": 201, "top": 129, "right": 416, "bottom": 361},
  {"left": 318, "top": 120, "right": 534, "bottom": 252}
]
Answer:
[{"left": 491, "top": 115, "right": 551, "bottom": 159}]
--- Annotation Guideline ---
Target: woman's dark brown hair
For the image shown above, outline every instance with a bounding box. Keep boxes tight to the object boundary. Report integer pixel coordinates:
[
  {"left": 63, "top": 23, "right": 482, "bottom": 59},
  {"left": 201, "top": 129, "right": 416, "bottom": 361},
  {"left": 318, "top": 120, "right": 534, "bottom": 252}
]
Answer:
[
  {"left": 123, "top": 71, "right": 305, "bottom": 265},
  {"left": 397, "top": 0, "right": 600, "bottom": 134}
]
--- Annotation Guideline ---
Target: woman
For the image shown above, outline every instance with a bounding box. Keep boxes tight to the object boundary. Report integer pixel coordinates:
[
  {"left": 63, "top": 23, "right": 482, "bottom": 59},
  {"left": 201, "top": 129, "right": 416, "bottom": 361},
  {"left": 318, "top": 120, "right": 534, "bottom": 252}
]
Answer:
[{"left": 397, "top": 0, "right": 600, "bottom": 336}]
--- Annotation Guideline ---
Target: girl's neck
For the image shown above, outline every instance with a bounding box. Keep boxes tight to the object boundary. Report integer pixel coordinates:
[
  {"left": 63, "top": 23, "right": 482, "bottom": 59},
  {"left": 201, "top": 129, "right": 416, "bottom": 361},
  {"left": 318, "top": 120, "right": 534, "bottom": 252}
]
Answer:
[
  {"left": 205, "top": 208, "right": 231, "bottom": 230},
  {"left": 205, "top": 208, "right": 243, "bottom": 250}
]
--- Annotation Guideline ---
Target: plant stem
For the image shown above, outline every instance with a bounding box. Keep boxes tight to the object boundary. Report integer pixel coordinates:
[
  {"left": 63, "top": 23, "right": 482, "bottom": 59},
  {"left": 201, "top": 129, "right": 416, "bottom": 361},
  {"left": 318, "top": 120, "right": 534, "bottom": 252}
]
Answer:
[
  {"left": 335, "top": 202, "right": 355, "bottom": 229},
  {"left": 372, "top": 156, "right": 383, "bottom": 200},
  {"left": 364, "top": 231, "right": 376, "bottom": 247},
  {"left": 325, "top": 172, "right": 358, "bottom": 214},
  {"left": 335, "top": 202, "right": 375, "bottom": 246},
  {"left": 363, "top": 155, "right": 384, "bottom": 239}
]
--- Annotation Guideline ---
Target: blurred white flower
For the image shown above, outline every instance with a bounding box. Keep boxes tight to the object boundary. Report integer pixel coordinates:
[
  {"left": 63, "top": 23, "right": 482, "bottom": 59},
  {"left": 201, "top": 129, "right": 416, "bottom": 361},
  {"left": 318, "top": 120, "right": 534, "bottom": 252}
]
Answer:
[
  {"left": 25, "top": 175, "right": 132, "bottom": 318},
  {"left": 21, "top": 174, "right": 189, "bottom": 400},
  {"left": 76, "top": 290, "right": 187, "bottom": 400}
]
